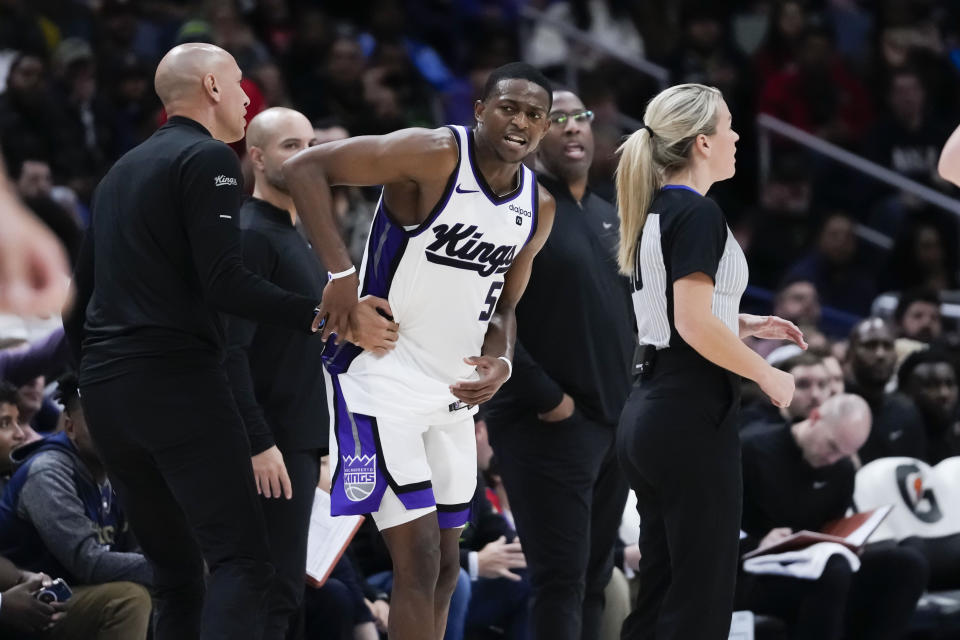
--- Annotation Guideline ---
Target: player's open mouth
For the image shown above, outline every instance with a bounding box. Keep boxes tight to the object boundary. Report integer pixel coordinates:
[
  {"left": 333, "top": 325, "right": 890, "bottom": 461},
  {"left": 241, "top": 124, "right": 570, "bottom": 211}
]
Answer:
[
  {"left": 504, "top": 134, "right": 527, "bottom": 148},
  {"left": 564, "top": 142, "right": 585, "bottom": 159}
]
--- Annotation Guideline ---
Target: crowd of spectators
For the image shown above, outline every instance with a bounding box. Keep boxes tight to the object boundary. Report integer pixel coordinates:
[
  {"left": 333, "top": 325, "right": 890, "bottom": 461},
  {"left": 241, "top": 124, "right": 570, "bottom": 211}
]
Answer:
[{"left": 3, "top": 0, "right": 960, "bottom": 638}]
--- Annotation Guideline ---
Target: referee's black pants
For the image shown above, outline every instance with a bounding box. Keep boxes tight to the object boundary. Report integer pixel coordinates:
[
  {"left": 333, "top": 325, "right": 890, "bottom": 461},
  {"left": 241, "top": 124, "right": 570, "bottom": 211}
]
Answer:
[
  {"left": 617, "top": 349, "right": 742, "bottom": 640},
  {"left": 487, "top": 409, "right": 628, "bottom": 640},
  {"left": 261, "top": 448, "right": 321, "bottom": 640},
  {"left": 80, "top": 362, "right": 274, "bottom": 640}
]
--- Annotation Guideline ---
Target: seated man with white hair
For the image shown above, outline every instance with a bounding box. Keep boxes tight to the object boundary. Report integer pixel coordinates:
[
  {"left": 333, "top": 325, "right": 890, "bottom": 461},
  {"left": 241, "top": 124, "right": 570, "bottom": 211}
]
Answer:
[{"left": 736, "top": 394, "right": 929, "bottom": 640}]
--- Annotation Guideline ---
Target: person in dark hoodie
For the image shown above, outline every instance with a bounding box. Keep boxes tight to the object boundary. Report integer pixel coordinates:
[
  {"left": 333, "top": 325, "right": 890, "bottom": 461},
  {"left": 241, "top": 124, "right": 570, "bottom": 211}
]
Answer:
[{"left": 0, "top": 372, "right": 152, "bottom": 637}]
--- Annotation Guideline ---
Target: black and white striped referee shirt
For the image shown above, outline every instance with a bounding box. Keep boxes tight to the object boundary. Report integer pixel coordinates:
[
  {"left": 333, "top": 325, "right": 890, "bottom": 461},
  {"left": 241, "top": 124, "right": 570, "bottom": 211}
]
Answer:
[{"left": 630, "top": 185, "right": 748, "bottom": 350}]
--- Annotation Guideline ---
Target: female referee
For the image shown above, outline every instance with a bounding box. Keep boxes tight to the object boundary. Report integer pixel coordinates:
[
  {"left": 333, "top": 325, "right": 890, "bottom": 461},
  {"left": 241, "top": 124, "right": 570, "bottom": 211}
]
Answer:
[{"left": 615, "top": 83, "right": 805, "bottom": 639}]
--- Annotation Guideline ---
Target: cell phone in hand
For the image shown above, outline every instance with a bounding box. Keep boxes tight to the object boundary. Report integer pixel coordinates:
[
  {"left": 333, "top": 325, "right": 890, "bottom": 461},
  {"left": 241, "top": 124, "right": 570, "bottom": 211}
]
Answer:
[{"left": 35, "top": 578, "right": 72, "bottom": 603}]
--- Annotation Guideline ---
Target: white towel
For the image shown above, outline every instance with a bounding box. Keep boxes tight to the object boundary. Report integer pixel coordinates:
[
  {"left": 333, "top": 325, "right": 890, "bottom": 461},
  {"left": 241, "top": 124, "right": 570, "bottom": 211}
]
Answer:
[{"left": 743, "top": 542, "right": 861, "bottom": 580}]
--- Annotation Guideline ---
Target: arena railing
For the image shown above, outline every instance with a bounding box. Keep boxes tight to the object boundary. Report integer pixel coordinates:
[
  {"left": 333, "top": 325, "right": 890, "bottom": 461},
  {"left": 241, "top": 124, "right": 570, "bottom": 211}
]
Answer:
[
  {"left": 518, "top": 7, "right": 960, "bottom": 324},
  {"left": 518, "top": 4, "right": 960, "bottom": 235},
  {"left": 757, "top": 113, "right": 960, "bottom": 251},
  {"left": 518, "top": 4, "right": 665, "bottom": 132}
]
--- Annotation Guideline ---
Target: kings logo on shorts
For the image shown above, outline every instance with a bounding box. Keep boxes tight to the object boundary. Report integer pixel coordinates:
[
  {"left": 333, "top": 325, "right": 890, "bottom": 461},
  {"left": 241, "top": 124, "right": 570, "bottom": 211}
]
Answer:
[{"left": 342, "top": 454, "right": 377, "bottom": 502}]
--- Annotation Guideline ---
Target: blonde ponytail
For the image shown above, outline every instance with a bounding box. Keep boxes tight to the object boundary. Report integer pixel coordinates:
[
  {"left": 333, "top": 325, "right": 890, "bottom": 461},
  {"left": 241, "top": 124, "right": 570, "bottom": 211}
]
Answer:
[
  {"left": 615, "top": 83, "right": 724, "bottom": 276},
  {"left": 615, "top": 128, "right": 658, "bottom": 275}
]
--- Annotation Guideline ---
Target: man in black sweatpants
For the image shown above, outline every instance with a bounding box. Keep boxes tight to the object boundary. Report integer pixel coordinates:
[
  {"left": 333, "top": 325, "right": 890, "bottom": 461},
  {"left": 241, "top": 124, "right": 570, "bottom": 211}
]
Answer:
[
  {"left": 484, "top": 90, "right": 634, "bottom": 640},
  {"left": 66, "top": 45, "right": 321, "bottom": 640}
]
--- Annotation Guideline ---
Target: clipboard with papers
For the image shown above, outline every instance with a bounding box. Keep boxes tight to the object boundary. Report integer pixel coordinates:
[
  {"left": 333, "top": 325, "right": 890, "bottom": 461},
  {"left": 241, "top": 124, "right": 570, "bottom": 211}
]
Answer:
[
  {"left": 305, "top": 488, "right": 364, "bottom": 587},
  {"left": 743, "top": 505, "right": 893, "bottom": 560}
]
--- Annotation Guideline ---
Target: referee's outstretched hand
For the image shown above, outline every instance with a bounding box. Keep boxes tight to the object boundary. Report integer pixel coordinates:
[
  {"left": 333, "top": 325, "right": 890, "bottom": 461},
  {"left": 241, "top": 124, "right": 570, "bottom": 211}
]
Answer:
[
  {"left": 313, "top": 273, "right": 360, "bottom": 341},
  {"left": 739, "top": 314, "right": 807, "bottom": 349},
  {"left": 761, "top": 368, "right": 795, "bottom": 409},
  {"left": 450, "top": 356, "right": 511, "bottom": 406}
]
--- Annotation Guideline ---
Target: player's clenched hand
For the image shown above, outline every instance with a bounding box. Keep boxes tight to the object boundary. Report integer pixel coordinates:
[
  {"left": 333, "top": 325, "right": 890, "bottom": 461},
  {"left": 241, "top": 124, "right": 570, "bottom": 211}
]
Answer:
[
  {"left": 312, "top": 273, "right": 360, "bottom": 341},
  {"left": 450, "top": 356, "right": 510, "bottom": 405},
  {"left": 346, "top": 296, "right": 399, "bottom": 355}
]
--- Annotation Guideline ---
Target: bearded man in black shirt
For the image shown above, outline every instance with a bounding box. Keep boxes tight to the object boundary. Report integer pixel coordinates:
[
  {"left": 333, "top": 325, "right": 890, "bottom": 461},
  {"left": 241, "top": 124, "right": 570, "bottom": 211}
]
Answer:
[
  {"left": 844, "top": 317, "right": 927, "bottom": 463},
  {"left": 898, "top": 349, "right": 960, "bottom": 464},
  {"left": 483, "top": 90, "right": 634, "bottom": 640}
]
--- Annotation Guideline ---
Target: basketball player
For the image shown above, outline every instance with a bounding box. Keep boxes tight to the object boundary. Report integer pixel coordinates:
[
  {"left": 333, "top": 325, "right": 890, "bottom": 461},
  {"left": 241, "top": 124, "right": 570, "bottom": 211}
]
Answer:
[{"left": 283, "top": 62, "right": 556, "bottom": 640}]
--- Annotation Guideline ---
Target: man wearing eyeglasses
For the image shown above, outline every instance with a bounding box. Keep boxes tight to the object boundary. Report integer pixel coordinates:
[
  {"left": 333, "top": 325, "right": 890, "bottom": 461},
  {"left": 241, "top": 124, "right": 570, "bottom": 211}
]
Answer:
[{"left": 484, "top": 91, "right": 635, "bottom": 640}]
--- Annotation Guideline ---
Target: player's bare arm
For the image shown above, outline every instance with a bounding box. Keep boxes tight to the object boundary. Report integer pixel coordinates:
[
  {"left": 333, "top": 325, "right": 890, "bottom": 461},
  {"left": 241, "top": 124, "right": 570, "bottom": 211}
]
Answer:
[
  {"left": 450, "top": 184, "right": 556, "bottom": 405},
  {"left": 282, "top": 127, "right": 458, "bottom": 341}
]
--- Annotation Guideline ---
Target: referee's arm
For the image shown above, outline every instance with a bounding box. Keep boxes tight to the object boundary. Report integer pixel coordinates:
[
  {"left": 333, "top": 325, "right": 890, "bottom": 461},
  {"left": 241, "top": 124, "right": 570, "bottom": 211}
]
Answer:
[{"left": 180, "top": 142, "right": 317, "bottom": 331}]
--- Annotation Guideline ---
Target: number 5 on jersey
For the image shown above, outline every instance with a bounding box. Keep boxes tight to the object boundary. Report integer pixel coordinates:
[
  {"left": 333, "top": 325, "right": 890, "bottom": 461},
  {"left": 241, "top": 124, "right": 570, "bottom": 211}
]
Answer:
[{"left": 479, "top": 281, "right": 504, "bottom": 321}]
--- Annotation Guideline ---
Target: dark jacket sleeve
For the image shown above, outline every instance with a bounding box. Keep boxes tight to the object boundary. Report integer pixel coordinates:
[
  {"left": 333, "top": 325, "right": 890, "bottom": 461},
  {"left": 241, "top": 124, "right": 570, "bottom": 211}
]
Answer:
[
  {"left": 223, "top": 230, "right": 279, "bottom": 455},
  {"left": 511, "top": 340, "right": 566, "bottom": 415},
  {"left": 0, "top": 328, "right": 70, "bottom": 386},
  {"left": 179, "top": 141, "right": 317, "bottom": 331}
]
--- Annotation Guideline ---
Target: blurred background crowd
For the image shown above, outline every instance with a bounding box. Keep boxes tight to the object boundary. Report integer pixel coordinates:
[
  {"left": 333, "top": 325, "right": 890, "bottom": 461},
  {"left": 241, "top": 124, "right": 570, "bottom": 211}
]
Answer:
[{"left": 4, "top": 0, "right": 960, "bottom": 638}]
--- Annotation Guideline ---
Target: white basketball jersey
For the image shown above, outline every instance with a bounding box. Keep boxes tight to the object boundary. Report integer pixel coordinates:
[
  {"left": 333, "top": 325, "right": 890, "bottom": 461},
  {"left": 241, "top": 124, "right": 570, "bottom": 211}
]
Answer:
[{"left": 324, "top": 125, "right": 540, "bottom": 422}]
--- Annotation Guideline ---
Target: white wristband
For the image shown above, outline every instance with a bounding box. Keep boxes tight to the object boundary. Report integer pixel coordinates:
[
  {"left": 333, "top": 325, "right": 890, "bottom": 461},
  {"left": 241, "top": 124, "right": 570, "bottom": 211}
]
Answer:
[
  {"left": 498, "top": 356, "right": 512, "bottom": 380},
  {"left": 327, "top": 265, "right": 357, "bottom": 281}
]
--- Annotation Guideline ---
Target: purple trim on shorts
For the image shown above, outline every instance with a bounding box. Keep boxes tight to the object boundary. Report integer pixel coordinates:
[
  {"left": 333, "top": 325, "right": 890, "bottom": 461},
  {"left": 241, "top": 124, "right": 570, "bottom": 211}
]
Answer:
[
  {"left": 437, "top": 506, "right": 471, "bottom": 529},
  {"left": 396, "top": 486, "right": 436, "bottom": 510}
]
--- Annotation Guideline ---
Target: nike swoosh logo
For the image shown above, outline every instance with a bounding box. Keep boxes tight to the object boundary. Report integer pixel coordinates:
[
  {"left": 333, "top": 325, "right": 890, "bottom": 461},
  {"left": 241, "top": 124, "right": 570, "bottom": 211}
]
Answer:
[
  {"left": 602, "top": 222, "right": 613, "bottom": 229},
  {"left": 890, "top": 430, "right": 904, "bottom": 440},
  {"left": 813, "top": 481, "right": 828, "bottom": 489},
  {"left": 455, "top": 185, "right": 479, "bottom": 194}
]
